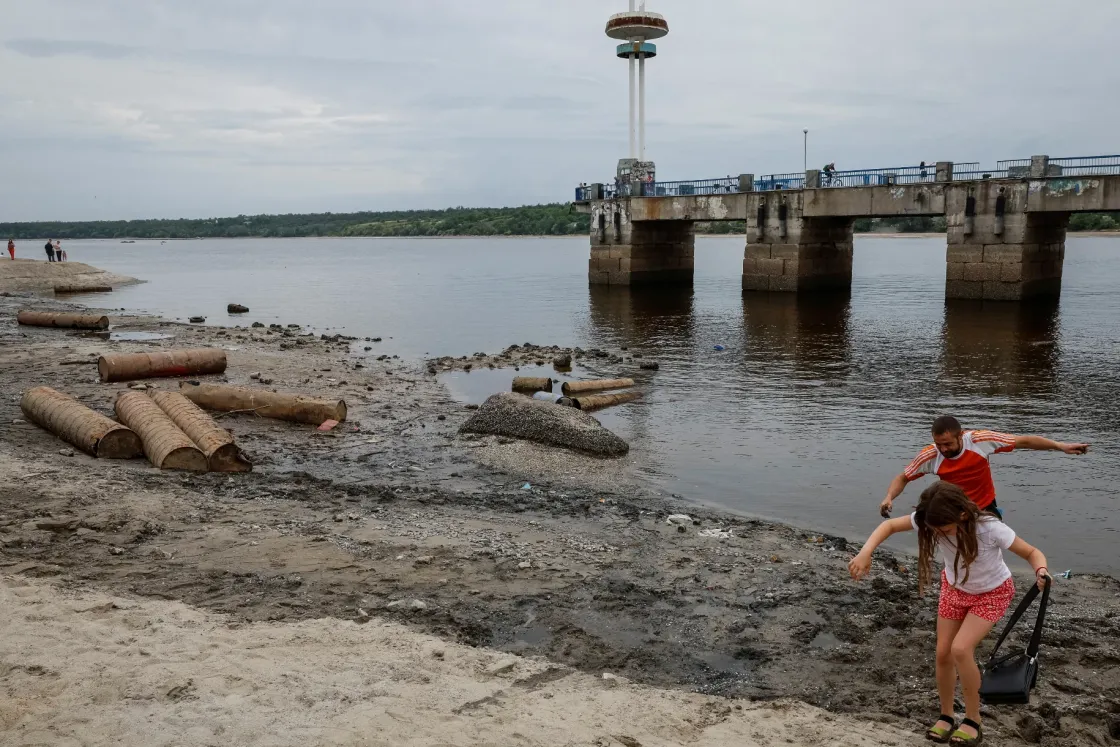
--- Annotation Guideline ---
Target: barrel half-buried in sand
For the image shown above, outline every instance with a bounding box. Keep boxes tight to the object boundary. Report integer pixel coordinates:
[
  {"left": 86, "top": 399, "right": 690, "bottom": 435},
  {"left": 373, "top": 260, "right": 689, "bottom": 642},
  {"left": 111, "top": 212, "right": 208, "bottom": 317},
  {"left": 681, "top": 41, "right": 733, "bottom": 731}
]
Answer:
[
  {"left": 98, "top": 348, "right": 227, "bottom": 383},
  {"left": 114, "top": 391, "right": 208, "bottom": 471},
  {"left": 179, "top": 382, "right": 347, "bottom": 426},
  {"left": 54, "top": 285, "right": 113, "bottom": 294},
  {"left": 20, "top": 386, "right": 142, "bottom": 458},
  {"left": 560, "top": 378, "right": 635, "bottom": 396},
  {"left": 17, "top": 310, "right": 110, "bottom": 330},
  {"left": 571, "top": 391, "right": 643, "bottom": 411},
  {"left": 511, "top": 377, "right": 552, "bottom": 393},
  {"left": 150, "top": 390, "right": 252, "bottom": 472}
]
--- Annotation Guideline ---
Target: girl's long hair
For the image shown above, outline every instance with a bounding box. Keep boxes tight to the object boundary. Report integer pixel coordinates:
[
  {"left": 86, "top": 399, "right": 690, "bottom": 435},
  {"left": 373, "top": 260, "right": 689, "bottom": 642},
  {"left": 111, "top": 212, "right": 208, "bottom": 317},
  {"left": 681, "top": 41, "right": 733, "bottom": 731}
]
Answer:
[{"left": 914, "top": 481, "right": 981, "bottom": 595}]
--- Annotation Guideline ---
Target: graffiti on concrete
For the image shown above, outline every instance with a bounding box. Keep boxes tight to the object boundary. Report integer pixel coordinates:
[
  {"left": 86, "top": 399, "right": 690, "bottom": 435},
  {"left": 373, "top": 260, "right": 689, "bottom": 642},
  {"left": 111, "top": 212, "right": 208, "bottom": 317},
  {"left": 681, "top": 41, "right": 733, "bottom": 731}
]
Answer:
[{"left": 1029, "top": 179, "right": 1100, "bottom": 196}]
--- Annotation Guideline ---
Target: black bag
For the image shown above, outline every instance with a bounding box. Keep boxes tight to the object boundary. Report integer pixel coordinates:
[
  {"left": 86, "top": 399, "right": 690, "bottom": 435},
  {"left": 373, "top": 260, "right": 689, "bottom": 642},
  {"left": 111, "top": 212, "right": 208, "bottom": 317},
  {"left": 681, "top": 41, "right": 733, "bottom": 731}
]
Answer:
[{"left": 979, "top": 576, "right": 1050, "bottom": 705}]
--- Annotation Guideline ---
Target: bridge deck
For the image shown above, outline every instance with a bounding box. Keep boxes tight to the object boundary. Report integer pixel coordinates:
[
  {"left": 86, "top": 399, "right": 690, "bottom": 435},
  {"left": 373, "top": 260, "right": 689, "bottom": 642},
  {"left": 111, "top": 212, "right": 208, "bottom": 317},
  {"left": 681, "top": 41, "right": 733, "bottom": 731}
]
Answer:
[{"left": 620, "top": 176, "right": 1120, "bottom": 222}]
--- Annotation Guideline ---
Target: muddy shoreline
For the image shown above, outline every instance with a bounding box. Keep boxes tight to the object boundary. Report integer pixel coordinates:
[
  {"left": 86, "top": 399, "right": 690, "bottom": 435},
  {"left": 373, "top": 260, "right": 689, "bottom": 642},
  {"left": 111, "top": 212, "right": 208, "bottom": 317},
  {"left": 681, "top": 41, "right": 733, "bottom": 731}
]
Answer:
[{"left": 1, "top": 291, "right": 1117, "bottom": 746}]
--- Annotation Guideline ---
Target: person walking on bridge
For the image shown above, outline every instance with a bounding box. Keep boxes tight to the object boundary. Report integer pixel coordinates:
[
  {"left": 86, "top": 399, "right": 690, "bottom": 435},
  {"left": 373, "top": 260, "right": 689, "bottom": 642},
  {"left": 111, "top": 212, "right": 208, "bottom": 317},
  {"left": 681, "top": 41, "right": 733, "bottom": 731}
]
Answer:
[{"left": 879, "top": 415, "right": 1089, "bottom": 519}]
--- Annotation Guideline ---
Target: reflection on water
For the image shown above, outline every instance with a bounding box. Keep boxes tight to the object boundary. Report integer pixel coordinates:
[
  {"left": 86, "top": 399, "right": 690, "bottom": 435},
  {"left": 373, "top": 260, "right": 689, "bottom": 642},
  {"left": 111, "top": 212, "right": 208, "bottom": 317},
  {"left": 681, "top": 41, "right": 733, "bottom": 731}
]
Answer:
[
  {"left": 742, "top": 292, "right": 852, "bottom": 378},
  {"left": 62, "top": 235, "right": 1120, "bottom": 571},
  {"left": 941, "top": 299, "right": 1060, "bottom": 397}
]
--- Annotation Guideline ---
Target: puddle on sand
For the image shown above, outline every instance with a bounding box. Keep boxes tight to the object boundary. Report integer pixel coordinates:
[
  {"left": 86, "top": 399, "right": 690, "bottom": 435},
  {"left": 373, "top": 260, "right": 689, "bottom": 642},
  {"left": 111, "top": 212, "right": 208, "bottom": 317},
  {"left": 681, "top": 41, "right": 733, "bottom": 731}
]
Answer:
[
  {"left": 438, "top": 364, "right": 590, "bottom": 406},
  {"left": 82, "top": 330, "right": 173, "bottom": 341},
  {"left": 810, "top": 631, "right": 844, "bottom": 649},
  {"left": 510, "top": 625, "right": 553, "bottom": 648}
]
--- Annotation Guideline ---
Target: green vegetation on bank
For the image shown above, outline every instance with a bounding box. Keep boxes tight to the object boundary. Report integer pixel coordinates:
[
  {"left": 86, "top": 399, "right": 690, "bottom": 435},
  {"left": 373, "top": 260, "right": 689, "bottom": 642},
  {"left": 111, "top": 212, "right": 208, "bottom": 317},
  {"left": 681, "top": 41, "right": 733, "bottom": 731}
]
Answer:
[
  {"left": 3, "top": 205, "right": 1120, "bottom": 240},
  {"left": 0, "top": 205, "right": 592, "bottom": 240}
]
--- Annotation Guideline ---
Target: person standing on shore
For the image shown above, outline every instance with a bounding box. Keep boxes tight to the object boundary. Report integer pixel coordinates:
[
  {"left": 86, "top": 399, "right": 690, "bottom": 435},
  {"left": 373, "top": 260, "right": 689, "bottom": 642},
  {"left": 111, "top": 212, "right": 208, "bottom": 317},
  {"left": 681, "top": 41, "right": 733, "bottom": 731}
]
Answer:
[
  {"left": 851, "top": 481, "right": 1052, "bottom": 744},
  {"left": 6, "top": 238, "right": 13, "bottom": 260},
  {"left": 44, "top": 239, "right": 55, "bottom": 262},
  {"left": 879, "top": 415, "right": 1089, "bottom": 519},
  {"left": 54, "top": 239, "right": 63, "bottom": 262}
]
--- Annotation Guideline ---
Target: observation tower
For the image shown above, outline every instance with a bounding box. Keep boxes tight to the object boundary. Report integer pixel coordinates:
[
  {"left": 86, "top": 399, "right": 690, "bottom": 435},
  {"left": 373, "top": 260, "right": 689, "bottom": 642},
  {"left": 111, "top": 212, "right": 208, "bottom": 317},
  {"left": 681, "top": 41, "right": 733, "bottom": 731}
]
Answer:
[{"left": 607, "top": 1, "right": 668, "bottom": 183}]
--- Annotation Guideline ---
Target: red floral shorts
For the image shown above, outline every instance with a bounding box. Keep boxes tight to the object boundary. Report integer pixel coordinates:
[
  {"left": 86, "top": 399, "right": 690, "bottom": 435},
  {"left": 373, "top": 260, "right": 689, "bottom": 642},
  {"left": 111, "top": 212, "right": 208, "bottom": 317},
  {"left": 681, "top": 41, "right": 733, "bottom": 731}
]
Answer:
[{"left": 938, "top": 572, "right": 1016, "bottom": 622}]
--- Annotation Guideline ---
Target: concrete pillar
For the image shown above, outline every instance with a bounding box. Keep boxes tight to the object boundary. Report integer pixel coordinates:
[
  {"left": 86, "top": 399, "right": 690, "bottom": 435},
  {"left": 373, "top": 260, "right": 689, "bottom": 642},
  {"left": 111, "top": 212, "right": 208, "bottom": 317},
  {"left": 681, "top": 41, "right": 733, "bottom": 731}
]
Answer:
[
  {"left": 738, "top": 173, "right": 755, "bottom": 193},
  {"left": 936, "top": 161, "right": 953, "bottom": 182},
  {"left": 945, "top": 182, "right": 1066, "bottom": 300},
  {"left": 589, "top": 199, "right": 694, "bottom": 286},
  {"left": 805, "top": 169, "right": 821, "bottom": 189},
  {"left": 743, "top": 193, "right": 853, "bottom": 292},
  {"left": 1029, "top": 155, "right": 1050, "bottom": 178}
]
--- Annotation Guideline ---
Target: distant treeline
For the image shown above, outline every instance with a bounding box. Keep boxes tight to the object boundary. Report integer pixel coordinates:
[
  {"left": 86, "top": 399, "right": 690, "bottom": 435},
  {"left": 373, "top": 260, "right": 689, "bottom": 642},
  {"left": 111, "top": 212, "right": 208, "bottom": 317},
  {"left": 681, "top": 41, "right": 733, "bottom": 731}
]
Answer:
[
  {"left": 0, "top": 204, "right": 592, "bottom": 240},
  {"left": 3, "top": 205, "right": 1119, "bottom": 240}
]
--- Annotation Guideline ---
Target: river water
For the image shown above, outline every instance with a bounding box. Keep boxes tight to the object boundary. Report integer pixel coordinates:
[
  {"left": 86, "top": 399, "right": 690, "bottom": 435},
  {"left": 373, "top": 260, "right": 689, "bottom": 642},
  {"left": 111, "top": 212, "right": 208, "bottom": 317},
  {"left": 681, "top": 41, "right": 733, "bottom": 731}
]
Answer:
[{"left": 58, "top": 236, "right": 1120, "bottom": 572}]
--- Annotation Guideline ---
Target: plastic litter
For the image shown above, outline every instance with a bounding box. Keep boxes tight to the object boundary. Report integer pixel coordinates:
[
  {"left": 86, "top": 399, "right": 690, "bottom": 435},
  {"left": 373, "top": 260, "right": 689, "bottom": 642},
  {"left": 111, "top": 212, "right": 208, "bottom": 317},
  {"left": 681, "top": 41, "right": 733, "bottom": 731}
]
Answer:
[
  {"left": 666, "top": 514, "right": 692, "bottom": 526},
  {"left": 531, "top": 391, "right": 577, "bottom": 407},
  {"left": 1059, "top": 570, "right": 1072, "bottom": 580},
  {"left": 697, "top": 527, "right": 733, "bottom": 539},
  {"left": 713, "top": 345, "right": 726, "bottom": 351},
  {"left": 521, "top": 483, "right": 532, "bottom": 491}
]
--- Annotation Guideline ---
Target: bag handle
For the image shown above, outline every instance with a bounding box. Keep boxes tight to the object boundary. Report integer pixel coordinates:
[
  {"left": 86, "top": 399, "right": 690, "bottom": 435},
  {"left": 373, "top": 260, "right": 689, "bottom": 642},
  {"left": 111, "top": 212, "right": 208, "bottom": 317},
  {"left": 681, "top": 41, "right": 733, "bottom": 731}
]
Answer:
[{"left": 985, "top": 576, "right": 1050, "bottom": 667}]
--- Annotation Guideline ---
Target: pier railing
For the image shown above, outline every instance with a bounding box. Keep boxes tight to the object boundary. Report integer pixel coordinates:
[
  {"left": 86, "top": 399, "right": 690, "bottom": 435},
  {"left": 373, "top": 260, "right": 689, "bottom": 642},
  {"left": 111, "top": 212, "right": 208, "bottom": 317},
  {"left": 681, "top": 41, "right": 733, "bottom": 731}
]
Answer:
[
  {"left": 953, "top": 167, "right": 1011, "bottom": 181},
  {"left": 1048, "top": 155, "right": 1120, "bottom": 176},
  {"left": 574, "top": 154, "right": 1120, "bottom": 201},
  {"left": 755, "top": 173, "right": 806, "bottom": 191},
  {"left": 649, "top": 177, "right": 737, "bottom": 197}
]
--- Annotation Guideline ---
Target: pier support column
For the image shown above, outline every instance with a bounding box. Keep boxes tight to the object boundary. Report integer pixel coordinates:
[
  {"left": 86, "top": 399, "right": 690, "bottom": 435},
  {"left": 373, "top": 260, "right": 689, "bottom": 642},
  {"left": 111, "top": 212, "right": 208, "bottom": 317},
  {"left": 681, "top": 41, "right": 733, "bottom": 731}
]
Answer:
[
  {"left": 743, "top": 194, "right": 853, "bottom": 292},
  {"left": 946, "top": 183, "right": 1066, "bottom": 300},
  {"left": 589, "top": 200, "right": 694, "bottom": 286}
]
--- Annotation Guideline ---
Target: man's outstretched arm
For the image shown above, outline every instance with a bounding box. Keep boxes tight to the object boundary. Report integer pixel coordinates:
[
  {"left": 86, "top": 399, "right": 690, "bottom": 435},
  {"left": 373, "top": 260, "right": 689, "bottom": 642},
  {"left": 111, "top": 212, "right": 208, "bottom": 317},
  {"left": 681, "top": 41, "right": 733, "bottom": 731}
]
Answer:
[
  {"left": 879, "top": 472, "right": 911, "bottom": 517},
  {"left": 1013, "top": 435, "right": 1090, "bottom": 455}
]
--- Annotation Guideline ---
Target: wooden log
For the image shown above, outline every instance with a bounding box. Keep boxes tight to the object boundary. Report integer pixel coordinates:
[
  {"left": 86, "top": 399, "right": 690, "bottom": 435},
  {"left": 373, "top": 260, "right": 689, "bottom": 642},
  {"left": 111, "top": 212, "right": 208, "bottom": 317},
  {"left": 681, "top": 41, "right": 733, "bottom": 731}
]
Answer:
[
  {"left": 571, "top": 391, "right": 643, "bottom": 411},
  {"left": 114, "top": 391, "right": 208, "bottom": 471},
  {"left": 98, "top": 348, "right": 227, "bottom": 383},
  {"left": 54, "top": 285, "right": 112, "bottom": 294},
  {"left": 150, "top": 391, "right": 252, "bottom": 472},
  {"left": 17, "top": 310, "right": 109, "bottom": 330},
  {"left": 561, "top": 378, "right": 636, "bottom": 396},
  {"left": 179, "top": 382, "right": 347, "bottom": 426},
  {"left": 511, "top": 377, "right": 552, "bottom": 393},
  {"left": 19, "top": 386, "right": 142, "bottom": 459}
]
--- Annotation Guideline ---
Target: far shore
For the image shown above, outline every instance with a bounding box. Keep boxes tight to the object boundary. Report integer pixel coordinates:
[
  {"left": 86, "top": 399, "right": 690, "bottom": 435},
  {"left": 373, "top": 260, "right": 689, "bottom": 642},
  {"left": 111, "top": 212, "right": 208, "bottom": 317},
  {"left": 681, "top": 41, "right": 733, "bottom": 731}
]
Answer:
[{"left": 6, "top": 230, "right": 1120, "bottom": 242}]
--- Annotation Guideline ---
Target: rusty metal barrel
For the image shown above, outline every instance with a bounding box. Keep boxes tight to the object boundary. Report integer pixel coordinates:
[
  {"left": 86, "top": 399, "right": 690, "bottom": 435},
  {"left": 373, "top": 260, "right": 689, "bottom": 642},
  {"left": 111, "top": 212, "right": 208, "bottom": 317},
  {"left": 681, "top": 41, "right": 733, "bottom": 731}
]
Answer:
[
  {"left": 114, "top": 391, "right": 208, "bottom": 471},
  {"left": 561, "top": 378, "right": 635, "bottom": 396},
  {"left": 17, "top": 311, "right": 109, "bottom": 330},
  {"left": 19, "top": 386, "right": 142, "bottom": 458},
  {"left": 179, "top": 382, "right": 347, "bottom": 426},
  {"left": 150, "top": 390, "right": 251, "bottom": 472},
  {"left": 98, "top": 348, "right": 227, "bottom": 383},
  {"left": 511, "top": 377, "right": 553, "bottom": 393},
  {"left": 571, "top": 391, "right": 643, "bottom": 411}
]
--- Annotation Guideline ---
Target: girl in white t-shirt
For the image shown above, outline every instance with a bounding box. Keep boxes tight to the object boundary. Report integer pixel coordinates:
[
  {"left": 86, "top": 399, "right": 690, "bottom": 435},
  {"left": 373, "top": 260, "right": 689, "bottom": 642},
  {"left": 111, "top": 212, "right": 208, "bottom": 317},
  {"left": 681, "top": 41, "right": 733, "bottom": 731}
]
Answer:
[{"left": 848, "top": 481, "right": 1052, "bottom": 745}]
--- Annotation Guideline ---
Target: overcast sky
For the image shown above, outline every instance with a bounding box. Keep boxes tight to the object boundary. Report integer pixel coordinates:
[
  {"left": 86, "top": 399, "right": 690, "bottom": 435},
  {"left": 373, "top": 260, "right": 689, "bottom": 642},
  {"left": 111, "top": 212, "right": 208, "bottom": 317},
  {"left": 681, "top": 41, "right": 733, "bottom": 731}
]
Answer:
[{"left": 2, "top": 0, "right": 1118, "bottom": 221}]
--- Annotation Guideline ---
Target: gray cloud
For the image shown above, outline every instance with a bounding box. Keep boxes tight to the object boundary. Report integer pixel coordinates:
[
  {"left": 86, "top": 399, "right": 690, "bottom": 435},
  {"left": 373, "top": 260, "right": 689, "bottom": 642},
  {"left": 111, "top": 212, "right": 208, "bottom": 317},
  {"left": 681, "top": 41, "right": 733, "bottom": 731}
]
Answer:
[{"left": 1, "top": 0, "right": 1119, "bottom": 220}]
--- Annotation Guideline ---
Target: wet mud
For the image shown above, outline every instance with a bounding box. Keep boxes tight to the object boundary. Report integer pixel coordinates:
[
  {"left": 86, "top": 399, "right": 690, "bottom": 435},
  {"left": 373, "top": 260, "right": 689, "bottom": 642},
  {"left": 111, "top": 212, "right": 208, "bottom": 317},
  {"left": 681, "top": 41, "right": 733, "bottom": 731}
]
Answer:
[{"left": 1, "top": 293, "right": 1117, "bottom": 746}]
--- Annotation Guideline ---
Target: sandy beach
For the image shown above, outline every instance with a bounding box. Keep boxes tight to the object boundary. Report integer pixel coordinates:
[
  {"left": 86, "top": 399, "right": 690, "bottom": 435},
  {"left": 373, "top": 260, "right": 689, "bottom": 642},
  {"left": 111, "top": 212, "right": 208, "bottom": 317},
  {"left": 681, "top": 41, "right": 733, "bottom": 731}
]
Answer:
[
  {"left": 1, "top": 265, "right": 1118, "bottom": 746},
  {"left": 0, "top": 257, "right": 139, "bottom": 293}
]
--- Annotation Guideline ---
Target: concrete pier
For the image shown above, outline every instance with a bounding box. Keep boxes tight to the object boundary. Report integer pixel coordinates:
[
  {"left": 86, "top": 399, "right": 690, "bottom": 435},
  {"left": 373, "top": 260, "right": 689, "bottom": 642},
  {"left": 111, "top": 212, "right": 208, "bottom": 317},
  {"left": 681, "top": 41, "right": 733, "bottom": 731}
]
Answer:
[
  {"left": 589, "top": 200, "right": 694, "bottom": 285},
  {"left": 581, "top": 162, "right": 1120, "bottom": 300},
  {"left": 945, "top": 181, "right": 1067, "bottom": 300},
  {"left": 743, "top": 196, "right": 854, "bottom": 291}
]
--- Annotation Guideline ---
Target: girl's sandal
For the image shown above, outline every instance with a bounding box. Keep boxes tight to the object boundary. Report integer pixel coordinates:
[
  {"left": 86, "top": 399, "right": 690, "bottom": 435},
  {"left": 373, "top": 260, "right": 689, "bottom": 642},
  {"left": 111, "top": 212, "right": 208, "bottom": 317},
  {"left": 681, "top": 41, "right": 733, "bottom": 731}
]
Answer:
[
  {"left": 926, "top": 714, "right": 957, "bottom": 743},
  {"left": 949, "top": 718, "right": 983, "bottom": 745}
]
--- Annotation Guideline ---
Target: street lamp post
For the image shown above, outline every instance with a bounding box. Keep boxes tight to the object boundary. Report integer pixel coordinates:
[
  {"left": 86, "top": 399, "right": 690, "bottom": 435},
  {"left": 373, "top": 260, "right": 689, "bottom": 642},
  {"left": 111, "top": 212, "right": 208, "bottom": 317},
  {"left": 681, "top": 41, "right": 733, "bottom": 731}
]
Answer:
[{"left": 803, "top": 129, "right": 808, "bottom": 172}]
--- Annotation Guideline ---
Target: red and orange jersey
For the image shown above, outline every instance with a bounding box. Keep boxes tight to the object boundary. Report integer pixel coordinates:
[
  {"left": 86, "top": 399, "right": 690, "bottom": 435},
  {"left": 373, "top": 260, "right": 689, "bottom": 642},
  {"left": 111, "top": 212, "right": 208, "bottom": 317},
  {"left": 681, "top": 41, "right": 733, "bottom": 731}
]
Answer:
[{"left": 903, "top": 430, "right": 1016, "bottom": 509}]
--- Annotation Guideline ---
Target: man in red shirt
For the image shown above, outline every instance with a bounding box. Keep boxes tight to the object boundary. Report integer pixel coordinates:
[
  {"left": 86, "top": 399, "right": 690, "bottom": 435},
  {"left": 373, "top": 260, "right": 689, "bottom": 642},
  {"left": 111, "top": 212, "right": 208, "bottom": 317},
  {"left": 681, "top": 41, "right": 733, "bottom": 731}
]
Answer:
[{"left": 879, "top": 415, "right": 1089, "bottom": 518}]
